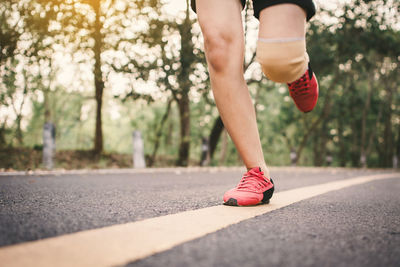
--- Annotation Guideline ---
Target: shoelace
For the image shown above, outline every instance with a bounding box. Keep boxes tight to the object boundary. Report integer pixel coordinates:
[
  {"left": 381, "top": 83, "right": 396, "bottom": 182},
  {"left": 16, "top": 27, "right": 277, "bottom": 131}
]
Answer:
[
  {"left": 288, "top": 73, "right": 310, "bottom": 97},
  {"left": 237, "top": 169, "right": 270, "bottom": 191}
]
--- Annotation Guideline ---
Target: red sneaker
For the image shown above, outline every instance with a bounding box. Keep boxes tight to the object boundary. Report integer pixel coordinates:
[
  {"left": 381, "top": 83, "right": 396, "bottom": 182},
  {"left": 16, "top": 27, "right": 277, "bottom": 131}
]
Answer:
[
  {"left": 223, "top": 167, "right": 274, "bottom": 206},
  {"left": 287, "top": 67, "right": 319, "bottom": 113}
]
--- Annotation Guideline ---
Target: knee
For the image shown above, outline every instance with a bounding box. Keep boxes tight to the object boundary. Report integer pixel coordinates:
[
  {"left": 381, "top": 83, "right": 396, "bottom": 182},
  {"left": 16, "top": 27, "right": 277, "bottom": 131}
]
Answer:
[
  {"left": 256, "top": 39, "right": 308, "bottom": 83},
  {"left": 203, "top": 31, "right": 235, "bottom": 73}
]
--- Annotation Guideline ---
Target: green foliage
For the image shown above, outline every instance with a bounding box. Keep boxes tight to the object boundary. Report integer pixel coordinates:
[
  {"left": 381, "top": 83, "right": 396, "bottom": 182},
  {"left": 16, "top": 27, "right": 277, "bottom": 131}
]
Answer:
[{"left": 1, "top": 0, "right": 399, "bottom": 170}]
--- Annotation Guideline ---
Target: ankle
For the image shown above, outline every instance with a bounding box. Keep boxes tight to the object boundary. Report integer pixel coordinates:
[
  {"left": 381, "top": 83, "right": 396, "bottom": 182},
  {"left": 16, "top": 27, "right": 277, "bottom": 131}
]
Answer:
[
  {"left": 261, "top": 167, "right": 271, "bottom": 179},
  {"left": 247, "top": 164, "right": 271, "bottom": 178}
]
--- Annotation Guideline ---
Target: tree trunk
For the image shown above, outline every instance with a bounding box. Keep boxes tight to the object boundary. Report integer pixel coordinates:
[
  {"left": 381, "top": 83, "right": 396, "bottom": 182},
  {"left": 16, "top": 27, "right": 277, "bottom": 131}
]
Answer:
[
  {"left": 359, "top": 76, "right": 373, "bottom": 168},
  {"left": 176, "top": 94, "right": 191, "bottom": 166},
  {"left": 165, "top": 121, "right": 173, "bottom": 147},
  {"left": 93, "top": 0, "right": 104, "bottom": 156},
  {"left": 14, "top": 70, "right": 28, "bottom": 146},
  {"left": 347, "top": 79, "right": 360, "bottom": 167},
  {"left": 395, "top": 123, "right": 400, "bottom": 169},
  {"left": 0, "top": 118, "right": 6, "bottom": 148},
  {"left": 149, "top": 99, "right": 172, "bottom": 166},
  {"left": 350, "top": 122, "right": 360, "bottom": 167},
  {"left": 208, "top": 116, "right": 224, "bottom": 160},
  {"left": 365, "top": 101, "right": 383, "bottom": 161},
  {"left": 383, "top": 114, "right": 393, "bottom": 167},
  {"left": 175, "top": 2, "right": 193, "bottom": 166},
  {"left": 219, "top": 129, "right": 228, "bottom": 165},
  {"left": 44, "top": 86, "right": 51, "bottom": 123},
  {"left": 381, "top": 79, "right": 394, "bottom": 167},
  {"left": 313, "top": 122, "right": 328, "bottom": 166},
  {"left": 337, "top": 116, "right": 346, "bottom": 167}
]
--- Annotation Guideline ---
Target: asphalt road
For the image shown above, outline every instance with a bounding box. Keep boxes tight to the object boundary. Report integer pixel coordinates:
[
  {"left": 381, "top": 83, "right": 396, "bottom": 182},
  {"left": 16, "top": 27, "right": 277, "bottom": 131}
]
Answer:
[{"left": 0, "top": 167, "right": 399, "bottom": 266}]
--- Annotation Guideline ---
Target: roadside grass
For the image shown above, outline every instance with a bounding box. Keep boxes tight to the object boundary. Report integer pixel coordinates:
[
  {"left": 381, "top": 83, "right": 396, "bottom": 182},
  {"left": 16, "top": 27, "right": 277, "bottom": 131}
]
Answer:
[{"left": 0, "top": 148, "right": 189, "bottom": 171}]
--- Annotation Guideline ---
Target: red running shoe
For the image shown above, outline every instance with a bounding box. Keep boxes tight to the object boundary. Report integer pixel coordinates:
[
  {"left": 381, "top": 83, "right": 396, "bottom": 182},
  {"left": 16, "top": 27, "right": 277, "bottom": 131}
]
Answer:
[
  {"left": 287, "top": 66, "right": 319, "bottom": 113},
  {"left": 223, "top": 167, "right": 274, "bottom": 206}
]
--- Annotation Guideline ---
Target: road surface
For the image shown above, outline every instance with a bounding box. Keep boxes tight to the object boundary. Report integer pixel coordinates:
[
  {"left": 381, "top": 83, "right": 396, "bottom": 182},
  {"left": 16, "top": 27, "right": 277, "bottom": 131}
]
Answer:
[{"left": 0, "top": 167, "right": 399, "bottom": 266}]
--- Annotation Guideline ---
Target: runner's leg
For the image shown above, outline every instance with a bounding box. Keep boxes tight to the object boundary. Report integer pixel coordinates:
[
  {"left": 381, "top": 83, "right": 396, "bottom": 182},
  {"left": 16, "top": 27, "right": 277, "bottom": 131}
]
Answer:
[
  {"left": 257, "top": 3, "right": 319, "bottom": 113},
  {"left": 196, "top": 0, "right": 270, "bottom": 177},
  {"left": 258, "top": 3, "right": 306, "bottom": 39}
]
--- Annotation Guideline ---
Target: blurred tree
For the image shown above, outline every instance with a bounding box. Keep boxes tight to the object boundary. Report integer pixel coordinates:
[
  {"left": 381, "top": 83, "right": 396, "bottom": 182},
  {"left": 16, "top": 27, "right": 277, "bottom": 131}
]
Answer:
[
  {"left": 0, "top": 0, "right": 20, "bottom": 65},
  {"left": 0, "top": 1, "right": 21, "bottom": 146},
  {"left": 21, "top": 0, "right": 153, "bottom": 155},
  {"left": 148, "top": 97, "right": 173, "bottom": 166},
  {"left": 113, "top": 0, "right": 208, "bottom": 166},
  {"left": 0, "top": 0, "right": 50, "bottom": 147}
]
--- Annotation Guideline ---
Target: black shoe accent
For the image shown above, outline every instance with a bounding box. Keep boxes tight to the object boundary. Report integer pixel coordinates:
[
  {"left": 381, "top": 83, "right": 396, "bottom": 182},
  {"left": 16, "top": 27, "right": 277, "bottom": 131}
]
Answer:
[
  {"left": 224, "top": 198, "right": 238, "bottom": 206},
  {"left": 261, "top": 178, "right": 274, "bottom": 204},
  {"left": 308, "top": 63, "right": 313, "bottom": 79}
]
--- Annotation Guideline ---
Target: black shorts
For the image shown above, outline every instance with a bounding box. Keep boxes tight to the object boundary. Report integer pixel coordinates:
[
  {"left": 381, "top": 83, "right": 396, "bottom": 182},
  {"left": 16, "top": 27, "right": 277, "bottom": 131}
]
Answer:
[{"left": 190, "top": 0, "right": 316, "bottom": 21}]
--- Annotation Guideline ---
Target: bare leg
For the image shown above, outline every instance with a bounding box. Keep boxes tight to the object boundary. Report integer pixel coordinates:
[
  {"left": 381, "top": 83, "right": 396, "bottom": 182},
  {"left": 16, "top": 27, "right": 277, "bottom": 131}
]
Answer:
[
  {"left": 196, "top": 0, "right": 270, "bottom": 177},
  {"left": 259, "top": 4, "right": 306, "bottom": 40}
]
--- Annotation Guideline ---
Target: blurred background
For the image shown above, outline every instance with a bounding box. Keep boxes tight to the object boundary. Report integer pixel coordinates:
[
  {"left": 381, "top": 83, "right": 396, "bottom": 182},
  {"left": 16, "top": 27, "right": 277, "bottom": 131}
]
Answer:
[{"left": 0, "top": 0, "right": 399, "bottom": 171}]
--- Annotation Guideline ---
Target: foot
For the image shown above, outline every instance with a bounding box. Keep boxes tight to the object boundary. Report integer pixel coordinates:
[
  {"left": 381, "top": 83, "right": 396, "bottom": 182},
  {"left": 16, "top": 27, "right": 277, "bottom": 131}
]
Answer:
[
  {"left": 223, "top": 167, "right": 274, "bottom": 206},
  {"left": 287, "top": 65, "right": 319, "bottom": 113}
]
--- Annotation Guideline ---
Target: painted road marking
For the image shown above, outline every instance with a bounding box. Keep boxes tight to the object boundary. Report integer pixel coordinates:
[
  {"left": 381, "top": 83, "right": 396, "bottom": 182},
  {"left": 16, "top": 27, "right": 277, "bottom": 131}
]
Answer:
[{"left": 0, "top": 173, "right": 398, "bottom": 267}]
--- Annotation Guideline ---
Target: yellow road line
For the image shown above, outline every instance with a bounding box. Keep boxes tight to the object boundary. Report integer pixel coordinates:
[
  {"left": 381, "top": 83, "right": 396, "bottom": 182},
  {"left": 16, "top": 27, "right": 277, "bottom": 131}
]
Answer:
[{"left": 0, "top": 173, "right": 398, "bottom": 267}]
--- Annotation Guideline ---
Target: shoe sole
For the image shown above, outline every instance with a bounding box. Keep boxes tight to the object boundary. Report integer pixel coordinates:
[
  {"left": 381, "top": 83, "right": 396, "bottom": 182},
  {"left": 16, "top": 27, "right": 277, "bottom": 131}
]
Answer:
[{"left": 223, "top": 198, "right": 270, "bottom": 207}]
